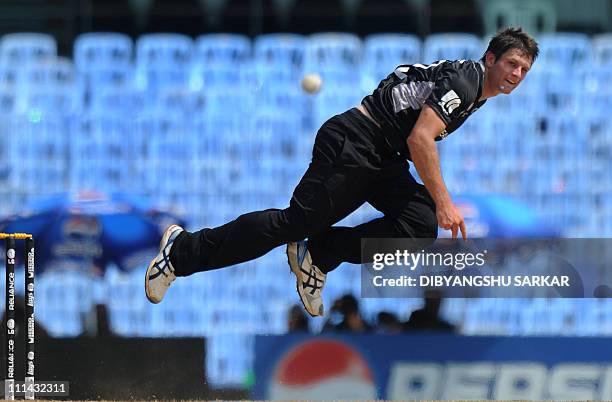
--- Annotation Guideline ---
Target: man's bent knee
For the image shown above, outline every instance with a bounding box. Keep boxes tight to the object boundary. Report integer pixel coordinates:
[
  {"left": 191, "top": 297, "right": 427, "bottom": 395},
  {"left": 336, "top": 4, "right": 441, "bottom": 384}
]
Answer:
[{"left": 280, "top": 207, "right": 330, "bottom": 241}]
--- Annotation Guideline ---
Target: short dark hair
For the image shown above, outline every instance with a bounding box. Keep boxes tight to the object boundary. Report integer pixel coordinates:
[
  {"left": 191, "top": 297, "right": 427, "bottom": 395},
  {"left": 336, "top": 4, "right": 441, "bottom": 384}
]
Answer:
[{"left": 481, "top": 27, "right": 539, "bottom": 64}]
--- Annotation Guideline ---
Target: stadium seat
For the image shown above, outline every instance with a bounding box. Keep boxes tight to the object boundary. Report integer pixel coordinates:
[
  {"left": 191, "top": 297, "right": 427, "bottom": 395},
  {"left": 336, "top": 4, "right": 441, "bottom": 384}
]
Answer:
[
  {"left": 191, "top": 34, "right": 252, "bottom": 90},
  {"left": 74, "top": 32, "right": 133, "bottom": 68},
  {"left": 423, "top": 33, "right": 483, "bottom": 63},
  {"left": 538, "top": 32, "right": 591, "bottom": 68},
  {"left": 305, "top": 32, "right": 362, "bottom": 85},
  {"left": 192, "top": 61, "right": 256, "bottom": 91},
  {"left": 7, "top": 116, "right": 69, "bottom": 194},
  {"left": 313, "top": 84, "right": 367, "bottom": 128},
  {"left": 0, "top": 32, "right": 57, "bottom": 66},
  {"left": 362, "top": 33, "right": 421, "bottom": 89},
  {"left": 363, "top": 33, "right": 421, "bottom": 66},
  {"left": 579, "top": 67, "right": 612, "bottom": 119},
  {"left": 253, "top": 34, "right": 307, "bottom": 90},
  {"left": 15, "top": 58, "right": 78, "bottom": 113},
  {"left": 591, "top": 33, "right": 612, "bottom": 66},
  {"left": 154, "top": 87, "right": 206, "bottom": 116},
  {"left": 254, "top": 33, "right": 306, "bottom": 73},
  {"left": 74, "top": 33, "right": 134, "bottom": 109},
  {"left": 135, "top": 33, "right": 193, "bottom": 96},
  {"left": 70, "top": 114, "right": 135, "bottom": 192},
  {"left": 258, "top": 83, "right": 306, "bottom": 115},
  {"left": 195, "top": 33, "right": 251, "bottom": 64},
  {"left": 88, "top": 86, "right": 146, "bottom": 115},
  {"left": 0, "top": 84, "right": 15, "bottom": 114},
  {"left": 140, "top": 115, "right": 196, "bottom": 194},
  {"left": 0, "top": 64, "right": 17, "bottom": 88}
]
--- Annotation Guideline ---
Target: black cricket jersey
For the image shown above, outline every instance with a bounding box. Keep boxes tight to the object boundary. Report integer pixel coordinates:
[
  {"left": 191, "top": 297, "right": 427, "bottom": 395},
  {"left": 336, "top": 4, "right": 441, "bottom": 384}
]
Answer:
[{"left": 361, "top": 59, "right": 487, "bottom": 159}]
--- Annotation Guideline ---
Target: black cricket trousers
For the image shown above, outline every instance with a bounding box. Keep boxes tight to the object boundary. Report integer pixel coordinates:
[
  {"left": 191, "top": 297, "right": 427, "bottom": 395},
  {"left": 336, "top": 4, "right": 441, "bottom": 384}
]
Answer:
[{"left": 170, "top": 108, "right": 438, "bottom": 276}]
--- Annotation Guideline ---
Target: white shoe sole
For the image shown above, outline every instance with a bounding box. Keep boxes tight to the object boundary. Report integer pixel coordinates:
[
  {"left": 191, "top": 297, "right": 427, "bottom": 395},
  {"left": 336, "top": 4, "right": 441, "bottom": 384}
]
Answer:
[
  {"left": 287, "top": 242, "right": 323, "bottom": 317},
  {"left": 145, "top": 224, "right": 181, "bottom": 304}
]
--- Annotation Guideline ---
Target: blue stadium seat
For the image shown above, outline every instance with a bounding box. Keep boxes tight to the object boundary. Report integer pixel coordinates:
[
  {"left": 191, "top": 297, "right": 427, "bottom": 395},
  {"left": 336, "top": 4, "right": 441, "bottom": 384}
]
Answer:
[
  {"left": 155, "top": 87, "right": 206, "bottom": 116},
  {"left": 135, "top": 33, "right": 193, "bottom": 96},
  {"left": 14, "top": 58, "right": 79, "bottom": 114},
  {"left": 253, "top": 63, "right": 299, "bottom": 91},
  {"left": 423, "top": 33, "right": 482, "bottom": 62},
  {"left": 254, "top": 33, "right": 306, "bottom": 73},
  {"left": 305, "top": 33, "right": 362, "bottom": 85},
  {"left": 74, "top": 32, "right": 132, "bottom": 67},
  {"left": 592, "top": 33, "right": 612, "bottom": 66},
  {"left": 88, "top": 86, "right": 146, "bottom": 115},
  {"left": 74, "top": 33, "right": 134, "bottom": 109},
  {"left": 364, "top": 33, "right": 421, "bottom": 66},
  {"left": 70, "top": 114, "right": 135, "bottom": 192},
  {"left": 362, "top": 33, "right": 421, "bottom": 88},
  {"left": 579, "top": 67, "right": 612, "bottom": 119},
  {"left": 0, "top": 84, "right": 15, "bottom": 114},
  {"left": 195, "top": 34, "right": 251, "bottom": 64},
  {"left": 191, "top": 61, "right": 254, "bottom": 91},
  {"left": 201, "top": 87, "right": 255, "bottom": 115},
  {"left": 313, "top": 84, "right": 367, "bottom": 128},
  {"left": 140, "top": 115, "right": 196, "bottom": 194},
  {"left": 254, "top": 34, "right": 306, "bottom": 88},
  {"left": 251, "top": 109, "right": 302, "bottom": 159},
  {"left": 0, "top": 64, "right": 17, "bottom": 87},
  {"left": 17, "top": 56, "right": 74, "bottom": 88},
  {"left": 258, "top": 83, "right": 306, "bottom": 114},
  {"left": 191, "top": 34, "right": 251, "bottom": 90},
  {"left": 536, "top": 66, "right": 580, "bottom": 115},
  {"left": 538, "top": 33, "right": 591, "bottom": 68},
  {"left": 7, "top": 116, "right": 69, "bottom": 194},
  {"left": 0, "top": 32, "right": 57, "bottom": 66}
]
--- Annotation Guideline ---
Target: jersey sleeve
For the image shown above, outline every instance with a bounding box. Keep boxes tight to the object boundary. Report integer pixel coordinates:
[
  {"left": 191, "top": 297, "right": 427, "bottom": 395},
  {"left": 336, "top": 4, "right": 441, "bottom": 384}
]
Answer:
[{"left": 425, "top": 66, "right": 479, "bottom": 126}]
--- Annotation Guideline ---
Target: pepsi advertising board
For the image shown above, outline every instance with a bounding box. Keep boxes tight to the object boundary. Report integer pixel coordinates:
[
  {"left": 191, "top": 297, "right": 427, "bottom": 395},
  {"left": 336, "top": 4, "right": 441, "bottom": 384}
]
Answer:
[{"left": 254, "top": 334, "right": 612, "bottom": 400}]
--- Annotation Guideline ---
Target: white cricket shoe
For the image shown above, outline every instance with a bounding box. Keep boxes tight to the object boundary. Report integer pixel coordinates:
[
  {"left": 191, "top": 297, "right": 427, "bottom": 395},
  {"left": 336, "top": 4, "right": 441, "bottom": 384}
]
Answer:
[
  {"left": 145, "top": 224, "right": 183, "bottom": 304},
  {"left": 287, "top": 240, "right": 326, "bottom": 317}
]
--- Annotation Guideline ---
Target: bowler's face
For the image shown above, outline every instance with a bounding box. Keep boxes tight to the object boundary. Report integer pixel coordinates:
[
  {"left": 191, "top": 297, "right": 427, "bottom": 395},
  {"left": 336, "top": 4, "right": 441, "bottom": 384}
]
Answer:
[{"left": 487, "top": 48, "right": 533, "bottom": 94}]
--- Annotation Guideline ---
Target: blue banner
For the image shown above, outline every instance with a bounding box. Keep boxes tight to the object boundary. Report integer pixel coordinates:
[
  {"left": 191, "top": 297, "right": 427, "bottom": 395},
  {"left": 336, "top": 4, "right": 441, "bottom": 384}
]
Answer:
[{"left": 254, "top": 334, "right": 612, "bottom": 400}]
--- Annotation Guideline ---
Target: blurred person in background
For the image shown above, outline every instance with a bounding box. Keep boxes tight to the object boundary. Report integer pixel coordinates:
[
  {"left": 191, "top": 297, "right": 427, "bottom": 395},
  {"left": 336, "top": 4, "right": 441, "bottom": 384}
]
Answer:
[
  {"left": 404, "top": 289, "right": 456, "bottom": 333},
  {"left": 146, "top": 27, "right": 538, "bottom": 317},
  {"left": 287, "top": 304, "right": 310, "bottom": 333},
  {"left": 322, "top": 294, "right": 372, "bottom": 332},
  {"left": 376, "top": 311, "right": 403, "bottom": 334}
]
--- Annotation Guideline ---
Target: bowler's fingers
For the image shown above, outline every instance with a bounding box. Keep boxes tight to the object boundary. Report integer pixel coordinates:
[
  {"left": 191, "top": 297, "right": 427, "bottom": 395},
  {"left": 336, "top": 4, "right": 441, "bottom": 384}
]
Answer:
[{"left": 460, "top": 221, "right": 467, "bottom": 241}]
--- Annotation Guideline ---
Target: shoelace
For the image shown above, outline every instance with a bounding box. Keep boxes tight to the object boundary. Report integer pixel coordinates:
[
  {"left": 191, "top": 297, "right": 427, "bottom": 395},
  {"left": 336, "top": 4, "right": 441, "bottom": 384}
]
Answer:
[
  {"left": 300, "top": 266, "right": 323, "bottom": 295},
  {"left": 148, "top": 258, "right": 174, "bottom": 280}
]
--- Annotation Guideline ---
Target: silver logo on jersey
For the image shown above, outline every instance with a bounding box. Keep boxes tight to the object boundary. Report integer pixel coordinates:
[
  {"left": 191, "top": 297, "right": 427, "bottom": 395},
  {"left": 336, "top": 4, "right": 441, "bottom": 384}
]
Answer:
[{"left": 439, "top": 90, "right": 461, "bottom": 115}]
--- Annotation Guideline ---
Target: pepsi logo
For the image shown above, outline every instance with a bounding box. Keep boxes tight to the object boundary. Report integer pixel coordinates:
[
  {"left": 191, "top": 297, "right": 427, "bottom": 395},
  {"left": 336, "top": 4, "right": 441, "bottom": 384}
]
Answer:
[{"left": 269, "top": 339, "right": 376, "bottom": 399}]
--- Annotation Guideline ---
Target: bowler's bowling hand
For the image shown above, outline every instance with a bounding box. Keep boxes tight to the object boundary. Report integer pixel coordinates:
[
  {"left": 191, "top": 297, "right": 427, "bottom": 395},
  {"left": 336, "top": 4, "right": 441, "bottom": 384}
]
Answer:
[{"left": 436, "top": 201, "right": 467, "bottom": 240}]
